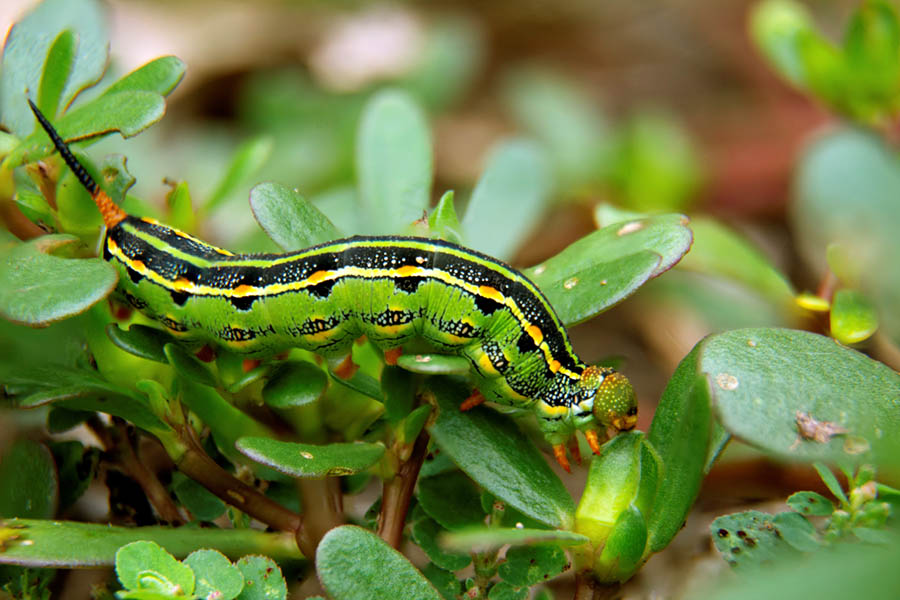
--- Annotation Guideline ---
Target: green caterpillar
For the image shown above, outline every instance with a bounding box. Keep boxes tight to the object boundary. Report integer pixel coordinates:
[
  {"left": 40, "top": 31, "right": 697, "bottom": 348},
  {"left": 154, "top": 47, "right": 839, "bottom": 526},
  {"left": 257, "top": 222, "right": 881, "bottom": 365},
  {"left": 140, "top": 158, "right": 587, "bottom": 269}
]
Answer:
[{"left": 29, "top": 100, "right": 636, "bottom": 471}]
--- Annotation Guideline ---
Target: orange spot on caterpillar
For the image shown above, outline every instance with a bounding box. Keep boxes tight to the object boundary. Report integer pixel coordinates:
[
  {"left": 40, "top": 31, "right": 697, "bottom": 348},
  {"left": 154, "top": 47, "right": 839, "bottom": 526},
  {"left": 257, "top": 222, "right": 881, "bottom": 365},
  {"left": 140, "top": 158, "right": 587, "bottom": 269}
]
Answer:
[
  {"left": 526, "top": 324, "right": 543, "bottom": 345},
  {"left": 171, "top": 277, "right": 193, "bottom": 291},
  {"left": 478, "top": 285, "right": 505, "bottom": 303},
  {"left": 306, "top": 270, "right": 332, "bottom": 285},
  {"left": 548, "top": 359, "right": 561, "bottom": 373},
  {"left": 130, "top": 259, "right": 146, "bottom": 272},
  {"left": 383, "top": 347, "right": 403, "bottom": 365},
  {"left": 395, "top": 265, "right": 422, "bottom": 277},
  {"left": 232, "top": 284, "right": 255, "bottom": 296}
]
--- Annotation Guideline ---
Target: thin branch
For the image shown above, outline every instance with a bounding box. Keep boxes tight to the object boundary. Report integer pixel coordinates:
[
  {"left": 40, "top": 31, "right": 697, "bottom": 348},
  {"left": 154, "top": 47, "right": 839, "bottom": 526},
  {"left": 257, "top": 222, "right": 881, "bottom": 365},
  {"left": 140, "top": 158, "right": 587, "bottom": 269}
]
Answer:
[
  {"left": 88, "top": 417, "right": 184, "bottom": 525},
  {"left": 173, "top": 423, "right": 311, "bottom": 555},
  {"left": 377, "top": 431, "right": 430, "bottom": 549}
]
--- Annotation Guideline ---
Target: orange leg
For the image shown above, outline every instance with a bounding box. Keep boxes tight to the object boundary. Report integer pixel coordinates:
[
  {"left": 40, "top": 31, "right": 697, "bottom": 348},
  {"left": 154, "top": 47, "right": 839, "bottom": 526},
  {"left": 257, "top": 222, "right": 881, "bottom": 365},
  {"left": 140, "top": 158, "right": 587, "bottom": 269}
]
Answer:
[
  {"left": 460, "top": 390, "right": 486, "bottom": 411},
  {"left": 585, "top": 429, "right": 604, "bottom": 455},
  {"left": 552, "top": 444, "right": 571, "bottom": 473},
  {"left": 384, "top": 347, "right": 403, "bottom": 366},
  {"left": 109, "top": 298, "right": 132, "bottom": 321},
  {"left": 332, "top": 355, "right": 359, "bottom": 380},
  {"left": 568, "top": 437, "right": 582, "bottom": 467},
  {"left": 242, "top": 358, "right": 261, "bottom": 373},
  {"left": 195, "top": 345, "right": 216, "bottom": 363}
]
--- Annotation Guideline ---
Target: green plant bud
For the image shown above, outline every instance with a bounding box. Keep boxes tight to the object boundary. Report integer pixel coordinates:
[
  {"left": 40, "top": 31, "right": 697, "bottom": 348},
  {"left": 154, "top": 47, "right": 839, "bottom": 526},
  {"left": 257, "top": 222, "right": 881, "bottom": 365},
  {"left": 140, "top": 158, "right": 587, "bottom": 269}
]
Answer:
[
  {"left": 573, "top": 431, "right": 660, "bottom": 582},
  {"left": 594, "top": 505, "right": 648, "bottom": 582}
]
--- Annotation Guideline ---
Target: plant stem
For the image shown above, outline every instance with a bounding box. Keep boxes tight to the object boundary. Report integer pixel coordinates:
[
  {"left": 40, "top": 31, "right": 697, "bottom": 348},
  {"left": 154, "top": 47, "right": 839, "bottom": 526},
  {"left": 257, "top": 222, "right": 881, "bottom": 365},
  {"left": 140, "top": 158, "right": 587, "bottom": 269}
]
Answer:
[
  {"left": 172, "top": 424, "right": 310, "bottom": 554},
  {"left": 377, "top": 430, "right": 430, "bottom": 549},
  {"left": 573, "top": 572, "right": 621, "bottom": 600},
  {"left": 297, "top": 477, "right": 343, "bottom": 552},
  {"left": 89, "top": 417, "right": 185, "bottom": 525}
]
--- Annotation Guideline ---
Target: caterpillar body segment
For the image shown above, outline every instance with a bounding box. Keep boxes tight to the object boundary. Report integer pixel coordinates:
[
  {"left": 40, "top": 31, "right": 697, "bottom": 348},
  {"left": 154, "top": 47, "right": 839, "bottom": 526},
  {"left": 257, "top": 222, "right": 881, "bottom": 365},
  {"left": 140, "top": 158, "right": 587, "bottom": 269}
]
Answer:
[{"left": 28, "top": 100, "right": 638, "bottom": 470}]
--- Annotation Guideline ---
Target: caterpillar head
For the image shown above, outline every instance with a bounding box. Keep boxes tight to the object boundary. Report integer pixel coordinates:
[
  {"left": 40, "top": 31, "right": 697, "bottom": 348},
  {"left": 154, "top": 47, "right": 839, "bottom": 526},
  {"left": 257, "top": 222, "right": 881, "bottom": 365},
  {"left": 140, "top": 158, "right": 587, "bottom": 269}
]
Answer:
[{"left": 580, "top": 365, "right": 637, "bottom": 432}]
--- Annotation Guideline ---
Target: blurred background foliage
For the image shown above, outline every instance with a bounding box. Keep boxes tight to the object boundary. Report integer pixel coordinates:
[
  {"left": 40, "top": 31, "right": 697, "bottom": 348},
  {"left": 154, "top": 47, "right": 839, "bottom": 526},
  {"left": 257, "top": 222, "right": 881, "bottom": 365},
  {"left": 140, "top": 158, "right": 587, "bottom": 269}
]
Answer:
[{"left": 1, "top": 0, "right": 899, "bottom": 598}]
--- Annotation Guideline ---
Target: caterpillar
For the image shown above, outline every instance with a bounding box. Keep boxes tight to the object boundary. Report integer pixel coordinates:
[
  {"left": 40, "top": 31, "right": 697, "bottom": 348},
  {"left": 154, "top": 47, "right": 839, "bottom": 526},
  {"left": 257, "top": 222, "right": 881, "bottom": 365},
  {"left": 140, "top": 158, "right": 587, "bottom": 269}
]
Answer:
[{"left": 28, "top": 100, "right": 637, "bottom": 472}]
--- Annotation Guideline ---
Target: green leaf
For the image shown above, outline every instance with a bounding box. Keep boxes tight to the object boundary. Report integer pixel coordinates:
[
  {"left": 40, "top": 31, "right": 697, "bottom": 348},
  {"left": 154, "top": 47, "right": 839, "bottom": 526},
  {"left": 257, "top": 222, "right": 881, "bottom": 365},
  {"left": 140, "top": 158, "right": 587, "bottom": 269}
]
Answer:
[
  {"left": 441, "top": 527, "right": 588, "bottom": 552},
  {"left": 381, "top": 365, "right": 416, "bottom": 423},
  {"left": 610, "top": 111, "right": 702, "bottom": 213},
  {"left": 487, "top": 581, "right": 528, "bottom": 600},
  {"left": 0, "top": 519, "right": 302, "bottom": 567},
  {"left": 6, "top": 91, "right": 167, "bottom": 168},
  {"left": 498, "top": 545, "right": 567, "bottom": 587},
  {"left": 236, "top": 437, "right": 385, "bottom": 478},
  {"left": 595, "top": 505, "right": 648, "bottom": 583},
  {"left": 37, "top": 30, "right": 76, "bottom": 120},
  {"left": 503, "top": 68, "right": 611, "bottom": 187},
  {"left": 830, "top": 288, "right": 879, "bottom": 344},
  {"left": 100, "top": 154, "right": 136, "bottom": 204},
  {"left": 55, "top": 149, "right": 102, "bottom": 232},
  {"left": 184, "top": 550, "right": 243, "bottom": 600},
  {"left": 0, "top": 235, "right": 118, "bottom": 326},
  {"left": 705, "top": 535, "right": 900, "bottom": 600},
  {"left": 317, "top": 525, "right": 441, "bottom": 600},
  {"left": 422, "top": 563, "right": 461, "bottom": 600},
  {"left": 749, "top": 0, "right": 816, "bottom": 87},
  {"left": 428, "top": 191, "right": 463, "bottom": 245},
  {"left": 249, "top": 182, "right": 341, "bottom": 251},
  {"left": 417, "top": 470, "right": 486, "bottom": 531},
  {"left": 164, "top": 344, "right": 217, "bottom": 388},
  {"left": 356, "top": 90, "right": 433, "bottom": 235},
  {"left": 0, "top": 440, "right": 58, "bottom": 519},
  {"left": 772, "top": 511, "right": 821, "bottom": 552},
  {"left": 2, "top": 364, "right": 168, "bottom": 433},
  {"left": 0, "top": 0, "right": 108, "bottom": 137},
  {"left": 411, "top": 517, "right": 471, "bottom": 571},
  {"left": 102, "top": 56, "right": 185, "bottom": 98},
  {"left": 698, "top": 328, "right": 900, "bottom": 463},
  {"left": 813, "top": 462, "right": 849, "bottom": 506},
  {"left": 205, "top": 137, "right": 273, "bottom": 212},
  {"left": 678, "top": 217, "right": 795, "bottom": 307},
  {"left": 710, "top": 510, "right": 799, "bottom": 570},
  {"left": 574, "top": 432, "right": 656, "bottom": 551},
  {"left": 427, "top": 378, "right": 575, "bottom": 529},
  {"left": 645, "top": 343, "right": 712, "bottom": 553},
  {"left": 176, "top": 379, "right": 275, "bottom": 475},
  {"left": 328, "top": 370, "right": 383, "bottom": 402},
  {"left": 786, "top": 491, "right": 834, "bottom": 517},
  {"left": 234, "top": 555, "right": 286, "bottom": 600},
  {"left": 106, "top": 324, "right": 174, "bottom": 364},
  {"left": 793, "top": 129, "right": 900, "bottom": 346},
  {"left": 462, "top": 139, "right": 551, "bottom": 261},
  {"left": 262, "top": 361, "right": 327, "bottom": 409},
  {"left": 529, "top": 211, "right": 692, "bottom": 325},
  {"left": 115, "top": 541, "right": 194, "bottom": 596},
  {"left": 402, "top": 405, "right": 432, "bottom": 444},
  {"left": 395, "top": 353, "right": 471, "bottom": 375},
  {"left": 49, "top": 441, "right": 98, "bottom": 512},
  {"left": 166, "top": 180, "right": 194, "bottom": 233},
  {"left": 400, "top": 18, "right": 482, "bottom": 111},
  {"left": 171, "top": 472, "right": 226, "bottom": 522},
  {"left": 538, "top": 250, "right": 661, "bottom": 327}
]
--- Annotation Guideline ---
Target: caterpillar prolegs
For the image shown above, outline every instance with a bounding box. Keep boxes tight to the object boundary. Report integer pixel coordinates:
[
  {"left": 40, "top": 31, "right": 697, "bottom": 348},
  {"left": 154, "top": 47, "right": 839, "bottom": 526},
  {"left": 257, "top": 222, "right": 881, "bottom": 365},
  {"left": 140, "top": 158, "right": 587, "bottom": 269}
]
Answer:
[{"left": 28, "top": 100, "right": 637, "bottom": 472}]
